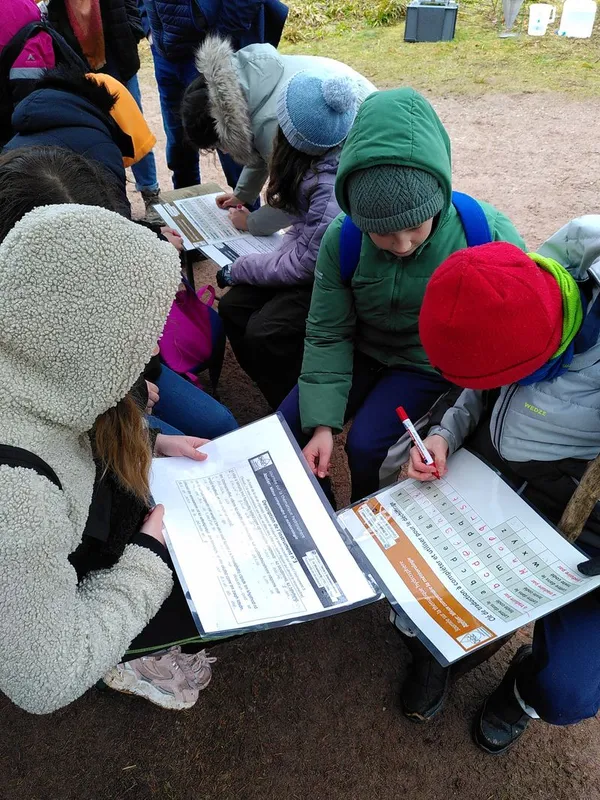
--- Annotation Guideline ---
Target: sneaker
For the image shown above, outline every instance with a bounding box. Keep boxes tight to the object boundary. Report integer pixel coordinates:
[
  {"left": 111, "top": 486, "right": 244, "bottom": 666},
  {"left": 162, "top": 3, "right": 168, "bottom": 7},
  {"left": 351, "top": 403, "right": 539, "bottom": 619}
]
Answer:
[
  {"left": 178, "top": 649, "right": 217, "bottom": 691},
  {"left": 102, "top": 646, "right": 199, "bottom": 710},
  {"left": 140, "top": 188, "right": 164, "bottom": 227},
  {"left": 399, "top": 635, "right": 450, "bottom": 722},
  {"left": 473, "top": 645, "right": 534, "bottom": 754}
]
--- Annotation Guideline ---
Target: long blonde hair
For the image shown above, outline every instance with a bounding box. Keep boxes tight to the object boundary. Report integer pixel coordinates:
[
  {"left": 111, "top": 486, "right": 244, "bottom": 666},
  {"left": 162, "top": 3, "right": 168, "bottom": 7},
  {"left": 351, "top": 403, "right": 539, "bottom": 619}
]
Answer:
[{"left": 93, "top": 394, "right": 152, "bottom": 502}]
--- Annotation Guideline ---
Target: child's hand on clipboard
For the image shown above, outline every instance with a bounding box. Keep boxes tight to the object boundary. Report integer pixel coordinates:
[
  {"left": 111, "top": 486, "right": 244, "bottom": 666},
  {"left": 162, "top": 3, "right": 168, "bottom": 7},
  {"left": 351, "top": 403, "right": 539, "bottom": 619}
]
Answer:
[
  {"left": 154, "top": 434, "right": 210, "bottom": 461},
  {"left": 407, "top": 434, "right": 449, "bottom": 481}
]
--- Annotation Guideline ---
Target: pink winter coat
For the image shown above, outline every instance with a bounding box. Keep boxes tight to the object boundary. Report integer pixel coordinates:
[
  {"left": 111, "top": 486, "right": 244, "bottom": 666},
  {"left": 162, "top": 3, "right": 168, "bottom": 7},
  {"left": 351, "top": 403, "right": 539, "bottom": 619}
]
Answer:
[{"left": 1, "top": 0, "right": 56, "bottom": 78}]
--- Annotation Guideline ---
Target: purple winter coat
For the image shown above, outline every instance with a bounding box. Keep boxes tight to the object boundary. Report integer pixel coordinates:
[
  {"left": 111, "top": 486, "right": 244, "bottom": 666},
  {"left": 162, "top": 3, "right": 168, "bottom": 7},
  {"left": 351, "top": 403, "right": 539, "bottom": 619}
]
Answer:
[{"left": 229, "top": 149, "right": 341, "bottom": 286}]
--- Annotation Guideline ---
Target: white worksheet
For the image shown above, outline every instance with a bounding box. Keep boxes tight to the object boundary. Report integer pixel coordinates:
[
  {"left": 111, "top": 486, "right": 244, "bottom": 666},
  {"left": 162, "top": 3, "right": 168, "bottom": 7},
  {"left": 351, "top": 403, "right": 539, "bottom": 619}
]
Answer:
[
  {"left": 150, "top": 415, "right": 378, "bottom": 637},
  {"left": 199, "top": 234, "right": 282, "bottom": 267},
  {"left": 155, "top": 193, "right": 282, "bottom": 256},
  {"left": 339, "top": 449, "right": 600, "bottom": 664}
]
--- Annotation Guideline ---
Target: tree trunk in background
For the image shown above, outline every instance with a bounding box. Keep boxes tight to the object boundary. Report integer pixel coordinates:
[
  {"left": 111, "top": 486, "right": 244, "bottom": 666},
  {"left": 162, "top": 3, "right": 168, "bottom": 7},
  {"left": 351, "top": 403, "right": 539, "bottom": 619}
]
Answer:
[{"left": 559, "top": 455, "right": 600, "bottom": 542}]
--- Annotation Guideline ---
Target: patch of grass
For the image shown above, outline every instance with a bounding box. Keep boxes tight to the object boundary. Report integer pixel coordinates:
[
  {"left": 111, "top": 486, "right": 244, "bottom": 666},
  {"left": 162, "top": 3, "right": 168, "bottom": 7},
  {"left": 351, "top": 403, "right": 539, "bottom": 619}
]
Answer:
[
  {"left": 282, "top": 0, "right": 600, "bottom": 96},
  {"left": 284, "top": 0, "right": 407, "bottom": 43}
]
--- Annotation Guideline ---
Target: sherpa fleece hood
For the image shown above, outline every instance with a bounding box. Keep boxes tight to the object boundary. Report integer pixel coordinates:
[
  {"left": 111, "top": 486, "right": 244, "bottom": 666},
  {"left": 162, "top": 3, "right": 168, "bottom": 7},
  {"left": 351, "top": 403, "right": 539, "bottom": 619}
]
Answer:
[
  {"left": 0, "top": 205, "right": 180, "bottom": 714},
  {"left": 0, "top": 204, "right": 180, "bottom": 434},
  {"left": 335, "top": 88, "right": 453, "bottom": 227}
]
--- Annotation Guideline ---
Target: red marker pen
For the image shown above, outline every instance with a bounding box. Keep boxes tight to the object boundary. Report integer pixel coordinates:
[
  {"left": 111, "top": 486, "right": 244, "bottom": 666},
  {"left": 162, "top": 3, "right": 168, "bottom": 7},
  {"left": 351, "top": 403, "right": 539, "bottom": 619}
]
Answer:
[{"left": 396, "top": 406, "right": 441, "bottom": 479}]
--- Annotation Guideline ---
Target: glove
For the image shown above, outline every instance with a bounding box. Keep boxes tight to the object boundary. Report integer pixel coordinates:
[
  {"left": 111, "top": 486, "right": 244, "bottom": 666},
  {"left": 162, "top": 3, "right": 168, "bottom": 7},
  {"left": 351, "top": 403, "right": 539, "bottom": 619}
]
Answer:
[
  {"left": 216, "top": 265, "right": 233, "bottom": 289},
  {"left": 577, "top": 556, "right": 600, "bottom": 577}
]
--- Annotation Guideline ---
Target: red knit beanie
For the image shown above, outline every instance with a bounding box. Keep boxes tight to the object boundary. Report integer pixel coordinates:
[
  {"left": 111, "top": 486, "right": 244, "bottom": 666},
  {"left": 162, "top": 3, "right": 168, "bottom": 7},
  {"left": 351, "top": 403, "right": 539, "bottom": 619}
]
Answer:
[{"left": 419, "top": 242, "right": 563, "bottom": 389}]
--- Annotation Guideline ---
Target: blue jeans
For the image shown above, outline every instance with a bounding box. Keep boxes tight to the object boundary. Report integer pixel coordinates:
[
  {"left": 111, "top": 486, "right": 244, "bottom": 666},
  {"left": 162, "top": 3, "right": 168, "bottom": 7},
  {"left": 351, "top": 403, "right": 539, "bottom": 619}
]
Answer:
[
  {"left": 151, "top": 47, "right": 201, "bottom": 189},
  {"left": 517, "top": 586, "right": 600, "bottom": 725},
  {"left": 124, "top": 73, "right": 160, "bottom": 193},
  {"left": 279, "top": 352, "right": 450, "bottom": 503},
  {"left": 148, "top": 365, "right": 238, "bottom": 439}
]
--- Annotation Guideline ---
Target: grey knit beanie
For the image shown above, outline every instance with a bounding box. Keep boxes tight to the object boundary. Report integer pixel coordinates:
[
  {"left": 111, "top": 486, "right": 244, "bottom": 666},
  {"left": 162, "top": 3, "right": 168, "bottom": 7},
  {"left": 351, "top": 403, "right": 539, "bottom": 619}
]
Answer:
[
  {"left": 346, "top": 165, "right": 444, "bottom": 234},
  {"left": 277, "top": 70, "right": 359, "bottom": 155}
]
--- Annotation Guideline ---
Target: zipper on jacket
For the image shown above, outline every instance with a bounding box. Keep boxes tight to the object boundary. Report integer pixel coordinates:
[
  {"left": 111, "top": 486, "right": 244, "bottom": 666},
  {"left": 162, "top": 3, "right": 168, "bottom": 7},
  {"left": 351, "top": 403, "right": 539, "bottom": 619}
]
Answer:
[{"left": 492, "top": 385, "right": 518, "bottom": 453}]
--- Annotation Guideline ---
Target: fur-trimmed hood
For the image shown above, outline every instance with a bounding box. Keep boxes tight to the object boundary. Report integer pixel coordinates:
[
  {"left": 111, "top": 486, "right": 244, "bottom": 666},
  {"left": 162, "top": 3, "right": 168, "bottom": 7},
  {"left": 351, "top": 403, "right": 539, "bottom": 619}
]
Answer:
[
  {"left": 194, "top": 36, "right": 257, "bottom": 167},
  {"left": 10, "top": 66, "right": 134, "bottom": 158},
  {"left": 7, "top": 66, "right": 153, "bottom": 165},
  {"left": 33, "top": 66, "right": 119, "bottom": 117},
  {"left": 194, "top": 37, "right": 376, "bottom": 203}
]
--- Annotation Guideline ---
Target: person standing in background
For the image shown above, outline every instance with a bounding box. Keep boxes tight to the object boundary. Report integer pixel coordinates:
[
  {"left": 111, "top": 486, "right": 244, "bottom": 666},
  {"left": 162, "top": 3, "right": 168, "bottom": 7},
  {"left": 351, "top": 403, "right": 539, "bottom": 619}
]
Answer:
[
  {"left": 46, "top": 0, "right": 163, "bottom": 219},
  {"left": 140, "top": 0, "right": 288, "bottom": 190}
]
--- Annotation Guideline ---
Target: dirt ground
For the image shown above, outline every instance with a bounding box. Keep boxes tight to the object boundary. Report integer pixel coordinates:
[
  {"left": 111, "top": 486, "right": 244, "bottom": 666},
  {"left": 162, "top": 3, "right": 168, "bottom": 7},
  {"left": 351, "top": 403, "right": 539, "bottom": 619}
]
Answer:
[{"left": 2, "top": 65, "right": 600, "bottom": 800}]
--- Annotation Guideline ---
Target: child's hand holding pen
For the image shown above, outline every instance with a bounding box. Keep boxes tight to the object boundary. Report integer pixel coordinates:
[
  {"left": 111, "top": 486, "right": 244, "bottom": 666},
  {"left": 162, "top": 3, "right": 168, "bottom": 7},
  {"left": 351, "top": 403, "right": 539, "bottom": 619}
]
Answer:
[
  {"left": 407, "top": 434, "right": 449, "bottom": 482},
  {"left": 396, "top": 406, "right": 449, "bottom": 482}
]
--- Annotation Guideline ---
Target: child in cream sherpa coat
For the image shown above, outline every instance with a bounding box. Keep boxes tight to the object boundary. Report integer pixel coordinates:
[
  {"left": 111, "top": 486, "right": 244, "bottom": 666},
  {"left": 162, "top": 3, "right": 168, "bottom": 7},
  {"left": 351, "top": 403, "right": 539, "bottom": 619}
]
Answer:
[{"left": 0, "top": 171, "right": 216, "bottom": 714}]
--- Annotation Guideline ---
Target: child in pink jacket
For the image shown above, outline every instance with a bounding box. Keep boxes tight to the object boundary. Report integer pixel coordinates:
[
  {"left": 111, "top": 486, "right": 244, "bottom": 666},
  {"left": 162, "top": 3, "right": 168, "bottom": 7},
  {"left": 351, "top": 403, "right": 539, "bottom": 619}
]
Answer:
[{"left": 0, "top": 0, "right": 56, "bottom": 142}]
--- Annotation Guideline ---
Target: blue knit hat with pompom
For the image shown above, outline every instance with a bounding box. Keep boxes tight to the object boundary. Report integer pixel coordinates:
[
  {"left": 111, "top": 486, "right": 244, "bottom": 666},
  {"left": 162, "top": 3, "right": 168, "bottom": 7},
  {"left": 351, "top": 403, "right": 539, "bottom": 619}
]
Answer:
[{"left": 277, "top": 70, "right": 359, "bottom": 155}]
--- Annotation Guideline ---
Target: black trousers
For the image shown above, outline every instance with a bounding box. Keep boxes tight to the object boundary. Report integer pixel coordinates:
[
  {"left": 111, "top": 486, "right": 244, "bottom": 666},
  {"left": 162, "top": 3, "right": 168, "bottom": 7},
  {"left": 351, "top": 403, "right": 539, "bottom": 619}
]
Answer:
[
  {"left": 218, "top": 284, "right": 313, "bottom": 409},
  {"left": 124, "top": 567, "right": 202, "bottom": 660}
]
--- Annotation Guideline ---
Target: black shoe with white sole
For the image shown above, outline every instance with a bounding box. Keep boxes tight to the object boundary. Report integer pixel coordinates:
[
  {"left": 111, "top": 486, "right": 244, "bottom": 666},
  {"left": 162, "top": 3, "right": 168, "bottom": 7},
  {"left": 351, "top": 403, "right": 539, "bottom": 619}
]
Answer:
[{"left": 473, "top": 645, "right": 534, "bottom": 754}]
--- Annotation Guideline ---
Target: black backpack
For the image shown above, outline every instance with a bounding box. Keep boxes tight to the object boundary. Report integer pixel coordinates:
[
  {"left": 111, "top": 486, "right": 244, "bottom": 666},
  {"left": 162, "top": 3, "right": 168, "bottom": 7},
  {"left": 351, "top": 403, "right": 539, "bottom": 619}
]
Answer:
[
  {"left": 0, "top": 20, "right": 87, "bottom": 145},
  {"left": 0, "top": 444, "right": 126, "bottom": 580},
  {"left": 0, "top": 444, "right": 61, "bottom": 488}
]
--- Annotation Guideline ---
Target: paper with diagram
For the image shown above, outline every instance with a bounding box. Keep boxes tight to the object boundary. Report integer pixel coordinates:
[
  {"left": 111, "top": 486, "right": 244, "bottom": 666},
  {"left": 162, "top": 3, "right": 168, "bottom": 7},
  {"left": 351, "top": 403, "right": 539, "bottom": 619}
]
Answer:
[
  {"left": 150, "top": 415, "right": 379, "bottom": 638},
  {"left": 155, "top": 192, "right": 281, "bottom": 261},
  {"left": 338, "top": 449, "right": 600, "bottom": 664}
]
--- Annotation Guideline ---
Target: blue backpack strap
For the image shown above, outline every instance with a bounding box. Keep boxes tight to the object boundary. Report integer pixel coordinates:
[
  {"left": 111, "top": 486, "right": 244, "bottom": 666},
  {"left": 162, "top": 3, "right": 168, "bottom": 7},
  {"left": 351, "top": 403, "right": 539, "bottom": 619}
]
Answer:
[
  {"left": 339, "top": 215, "right": 363, "bottom": 286},
  {"left": 451, "top": 191, "right": 492, "bottom": 247},
  {"left": 339, "top": 193, "right": 489, "bottom": 285}
]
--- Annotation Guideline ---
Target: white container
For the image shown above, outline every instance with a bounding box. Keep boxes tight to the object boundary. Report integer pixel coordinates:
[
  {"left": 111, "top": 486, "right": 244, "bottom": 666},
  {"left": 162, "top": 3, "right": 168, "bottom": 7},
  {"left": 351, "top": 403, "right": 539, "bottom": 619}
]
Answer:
[
  {"left": 558, "top": 0, "right": 597, "bottom": 37},
  {"left": 528, "top": 3, "right": 556, "bottom": 34}
]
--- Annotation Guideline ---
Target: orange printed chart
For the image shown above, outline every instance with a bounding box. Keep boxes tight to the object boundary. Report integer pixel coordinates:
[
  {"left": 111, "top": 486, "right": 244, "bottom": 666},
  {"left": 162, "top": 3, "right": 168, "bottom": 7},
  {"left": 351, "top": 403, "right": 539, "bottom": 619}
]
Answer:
[{"left": 337, "top": 450, "right": 600, "bottom": 664}]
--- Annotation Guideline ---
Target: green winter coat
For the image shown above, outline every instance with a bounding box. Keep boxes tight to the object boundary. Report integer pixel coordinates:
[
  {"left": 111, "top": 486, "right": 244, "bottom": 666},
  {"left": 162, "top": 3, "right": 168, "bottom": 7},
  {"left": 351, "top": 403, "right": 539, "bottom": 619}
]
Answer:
[{"left": 298, "top": 88, "right": 526, "bottom": 434}]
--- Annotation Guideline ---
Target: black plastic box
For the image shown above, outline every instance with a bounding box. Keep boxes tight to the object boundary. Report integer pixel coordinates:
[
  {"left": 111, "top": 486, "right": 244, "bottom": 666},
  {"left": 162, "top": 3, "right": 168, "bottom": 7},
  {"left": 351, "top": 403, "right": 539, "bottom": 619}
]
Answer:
[{"left": 404, "top": 0, "right": 458, "bottom": 42}]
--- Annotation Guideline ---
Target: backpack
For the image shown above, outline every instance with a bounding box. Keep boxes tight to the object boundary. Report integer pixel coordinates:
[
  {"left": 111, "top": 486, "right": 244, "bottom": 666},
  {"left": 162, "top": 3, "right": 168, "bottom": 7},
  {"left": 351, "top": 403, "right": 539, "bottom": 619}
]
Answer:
[
  {"left": 339, "top": 190, "right": 492, "bottom": 284},
  {"left": 159, "top": 278, "right": 226, "bottom": 392},
  {"left": 0, "top": 20, "right": 87, "bottom": 144}
]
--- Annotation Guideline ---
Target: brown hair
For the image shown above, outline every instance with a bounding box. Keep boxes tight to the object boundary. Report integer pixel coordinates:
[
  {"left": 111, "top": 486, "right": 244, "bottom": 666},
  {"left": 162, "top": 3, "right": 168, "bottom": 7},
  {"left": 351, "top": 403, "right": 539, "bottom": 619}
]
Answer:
[
  {"left": 93, "top": 395, "right": 152, "bottom": 503},
  {"left": 0, "top": 146, "right": 153, "bottom": 501},
  {"left": 0, "top": 146, "right": 128, "bottom": 242},
  {"left": 265, "top": 127, "right": 324, "bottom": 214}
]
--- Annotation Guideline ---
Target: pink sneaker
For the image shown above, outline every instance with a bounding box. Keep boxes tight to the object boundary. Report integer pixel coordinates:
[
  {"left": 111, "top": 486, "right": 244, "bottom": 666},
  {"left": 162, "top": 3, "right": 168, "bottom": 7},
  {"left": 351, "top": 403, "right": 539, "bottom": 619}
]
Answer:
[
  {"left": 178, "top": 649, "right": 217, "bottom": 691},
  {"left": 102, "top": 647, "right": 199, "bottom": 710}
]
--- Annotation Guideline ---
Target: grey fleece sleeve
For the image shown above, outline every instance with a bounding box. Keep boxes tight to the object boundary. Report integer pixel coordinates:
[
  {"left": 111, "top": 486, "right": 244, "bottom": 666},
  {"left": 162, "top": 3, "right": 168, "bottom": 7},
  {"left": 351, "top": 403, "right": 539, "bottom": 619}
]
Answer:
[
  {"left": 428, "top": 388, "right": 485, "bottom": 454},
  {"left": 0, "top": 468, "right": 174, "bottom": 714},
  {"left": 247, "top": 206, "right": 294, "bottom": 237},
  {"left": 234, "top": 163, "right": 269, "bottom": 206}
]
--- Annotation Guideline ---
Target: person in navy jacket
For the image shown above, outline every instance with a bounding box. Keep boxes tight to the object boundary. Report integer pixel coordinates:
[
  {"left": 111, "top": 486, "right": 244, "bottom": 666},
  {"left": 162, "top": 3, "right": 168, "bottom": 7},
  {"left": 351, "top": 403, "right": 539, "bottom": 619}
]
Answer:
[{"left": 140, "top": 0, "right": 288, "bottom": 189}]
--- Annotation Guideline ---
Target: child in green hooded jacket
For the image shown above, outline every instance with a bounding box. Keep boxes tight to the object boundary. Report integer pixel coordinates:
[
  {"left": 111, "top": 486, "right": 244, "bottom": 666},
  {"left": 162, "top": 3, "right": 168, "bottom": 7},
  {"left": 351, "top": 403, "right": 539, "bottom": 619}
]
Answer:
[{"left": 279, "top": 87, "right": 525, "bottom": 504}]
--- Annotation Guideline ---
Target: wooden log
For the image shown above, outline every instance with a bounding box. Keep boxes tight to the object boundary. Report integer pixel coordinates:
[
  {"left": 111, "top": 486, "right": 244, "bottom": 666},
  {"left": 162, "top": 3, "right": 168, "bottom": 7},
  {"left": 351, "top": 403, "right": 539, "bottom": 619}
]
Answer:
[{"left": 558, "top": 454, "right": 600, "bottom": 542}]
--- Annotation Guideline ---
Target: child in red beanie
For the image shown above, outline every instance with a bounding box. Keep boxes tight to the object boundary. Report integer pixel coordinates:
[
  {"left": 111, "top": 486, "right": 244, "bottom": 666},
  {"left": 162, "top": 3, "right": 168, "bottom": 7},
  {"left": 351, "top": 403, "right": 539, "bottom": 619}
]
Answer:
[{"left": 403, "top": 218, "right": 600, "bottom": 754}]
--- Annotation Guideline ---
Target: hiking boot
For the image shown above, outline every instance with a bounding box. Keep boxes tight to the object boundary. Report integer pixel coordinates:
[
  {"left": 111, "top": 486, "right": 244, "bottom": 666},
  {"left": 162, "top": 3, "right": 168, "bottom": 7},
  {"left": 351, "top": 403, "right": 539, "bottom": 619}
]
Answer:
[
  {"left": 102, "top": 646, "right": 199, "bottom": 710},
  {"left": 473, "top": 645, "right": 534, "bottom": 754},
  {"left": 141, "top": 187, "right": 164, "bottom": 227},
  {"left": 178, "top": 649, "right": 217, "bottom": 691},
  {"left": 399, "top": 635, "right": 450, "bottom": 722}
]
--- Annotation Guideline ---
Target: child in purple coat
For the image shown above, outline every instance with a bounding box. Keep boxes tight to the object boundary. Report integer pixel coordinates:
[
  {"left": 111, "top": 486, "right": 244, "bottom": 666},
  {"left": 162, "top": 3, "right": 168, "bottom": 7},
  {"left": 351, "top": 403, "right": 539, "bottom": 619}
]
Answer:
[{"left": 216, "top": 69, "right": 361, "bottom": 408}]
